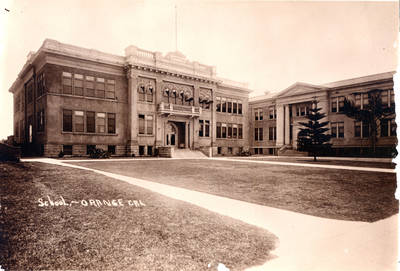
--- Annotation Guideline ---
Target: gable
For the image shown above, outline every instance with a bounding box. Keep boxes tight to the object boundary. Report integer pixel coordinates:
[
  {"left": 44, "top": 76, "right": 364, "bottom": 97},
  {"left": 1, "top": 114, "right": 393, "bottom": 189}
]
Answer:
[{"left": 277, "top": 82, "right": 327, "bottom": 98}]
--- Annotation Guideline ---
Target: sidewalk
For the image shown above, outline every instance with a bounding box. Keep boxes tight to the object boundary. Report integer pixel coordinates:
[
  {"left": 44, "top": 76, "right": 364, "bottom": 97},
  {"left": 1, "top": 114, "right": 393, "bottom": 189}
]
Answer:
[{"left": 24, "top": 158, "right": 398, "bottom": 271}]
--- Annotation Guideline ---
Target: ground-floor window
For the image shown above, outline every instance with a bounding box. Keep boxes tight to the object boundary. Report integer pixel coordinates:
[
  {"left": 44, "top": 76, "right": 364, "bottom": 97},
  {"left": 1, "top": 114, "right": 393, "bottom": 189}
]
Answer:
[
  {"left": 217, "top": 147, "right": 222, "bottom": 154},
  {"left": 139, "top": 145, "right": 145, "bottom": 156},
  {"left": 87, "top": 145, "right": 95, "bottom": 155},
  {"left": 63, "top": 145, "right": 72, "bottom": 155},
  {"left": 269, "top": 148, "right": 274, "bottom": 155},
  {"left": 108, "top": 145, "right": 116, "bottom": 155},
  {"left": 228, "top": 147, "right": 233, "bottom": 154}
]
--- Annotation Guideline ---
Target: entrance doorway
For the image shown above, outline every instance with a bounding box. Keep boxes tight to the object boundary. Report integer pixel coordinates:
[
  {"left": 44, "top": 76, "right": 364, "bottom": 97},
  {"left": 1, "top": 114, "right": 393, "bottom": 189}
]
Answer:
[{"left": 165, "top": 121, "right": 187, "bottom": 148}]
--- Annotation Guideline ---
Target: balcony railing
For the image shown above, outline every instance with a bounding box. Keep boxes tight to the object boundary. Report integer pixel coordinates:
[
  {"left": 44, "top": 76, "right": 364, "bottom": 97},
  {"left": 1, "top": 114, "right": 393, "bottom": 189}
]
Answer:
[{"left": 158, "top": 102, "right": 201, "bottom": 117}]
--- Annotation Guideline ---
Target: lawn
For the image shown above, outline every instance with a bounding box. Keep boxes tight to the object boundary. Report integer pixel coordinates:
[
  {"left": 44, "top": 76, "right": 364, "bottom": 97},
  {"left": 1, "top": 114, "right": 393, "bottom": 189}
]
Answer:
[
  {"left": 0, "top": 162, "right": 277, "bottom": 271},
  {"left": 71, "top": 159, "right": 398, "bottom": 222}
]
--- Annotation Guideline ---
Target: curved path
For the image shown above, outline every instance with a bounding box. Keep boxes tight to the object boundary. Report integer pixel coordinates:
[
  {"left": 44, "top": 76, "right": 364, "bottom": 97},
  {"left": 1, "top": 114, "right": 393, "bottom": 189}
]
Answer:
[{"left": 23, "top": 158, "right": 398, "bottom": 271}]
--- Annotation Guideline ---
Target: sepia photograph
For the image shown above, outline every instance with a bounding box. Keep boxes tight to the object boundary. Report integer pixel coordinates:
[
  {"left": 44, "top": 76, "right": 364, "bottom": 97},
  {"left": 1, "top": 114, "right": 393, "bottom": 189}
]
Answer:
[{"left": 0, "top": 0, "right": 398, "bottom": 270}]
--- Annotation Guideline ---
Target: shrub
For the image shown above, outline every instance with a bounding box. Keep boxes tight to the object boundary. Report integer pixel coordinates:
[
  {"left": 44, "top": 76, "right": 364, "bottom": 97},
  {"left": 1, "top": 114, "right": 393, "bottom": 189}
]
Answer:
[
  {"left": 88, "top": 148, "right": 110, "bottom": 159},
  {"left": 58, "top": 151, "right": 64, "bottom": 158}
]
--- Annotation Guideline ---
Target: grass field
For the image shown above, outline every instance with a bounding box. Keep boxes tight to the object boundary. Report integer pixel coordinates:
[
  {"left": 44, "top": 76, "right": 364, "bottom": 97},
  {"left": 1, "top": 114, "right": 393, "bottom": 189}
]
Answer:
[
  {"left": 0, "top": 162, "right": 277, "bottom": 271},
  {"left": 71, "top": 159, "right": 398, "bottom": 222}
]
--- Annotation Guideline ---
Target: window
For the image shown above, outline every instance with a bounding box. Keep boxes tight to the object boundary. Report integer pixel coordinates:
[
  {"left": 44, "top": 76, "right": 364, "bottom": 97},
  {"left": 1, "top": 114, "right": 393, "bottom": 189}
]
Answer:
[
  {"left": 216, "top": 97, "right": 221, "bottom": 112},
  {"left": 238, "top": 124, "right": 243, "bottom": 139},
  {"left": 381, "top": 89, "right": 395, "bottom": 108},
  {"left": 222, "top": 123, "right": 227, "bottom": 138},
  {"left": 96, "top": 77, "right": 105, "bottom": 98},
  {"left": 228, "top": 124, "right": 232, "bottom": 138},
  {"left": 199, "top": 120, "right": 204, "bottom": 137},
  {"left": 217, "top": 122, "right": 221, "bottom": 138},
  {"left": 362, "top": 122, "right": 369, "bottom": 138},
  {"left": 145, "top": 146, "right": 152, "bottom": 156},
  {"left": 14, "top": 94, "right": 20, "bottom": 113},
  {"left": 362, "top": 93, "right": 368, "bottom": 108},
  {"left": 37, "top": 73, "right": 45, "bottom": 97},
  {"left": 269, "top": 126, "right": 276, "bottom": 141},
  {"left": 269, "top": 107, "right": 276, "bottom": 119},
  {"left": 107, "top": 113, "right": 116, "bottom": 134},
  {"left": 74, "top": 74, "right": 84, "bottom": 96},
  {"left": 331, "top": 96, "right": 345, "bottom": 113},
  {"left": 63, "top": 109, "right": 72, "bottom": 132},
  {"left": 147, "top": 86, "right": 153, "bottom": 102},
  {"left": 255, "top": 109, "right": 263, "bottom": 121},
  {"left": 74, "top": 111, "right": 84, "bottom": 132},
  {"left": 217, "top": 147, "right": 222, "bottom": 154},
  {"left": 255, "top": 128, "right": 263, "bottom": 141},
  {"left": 354, "top": 121, "right": 361, "bottom": 137},
  {"left": 146, "top": 115, "right": 153, "bottom": 135},
  {"left": 355, "top": 121, "right": 369, "bottom": 138},
  {"left": 87, "top": 145, "right": 95, "bottom": 155},
  {"left": 233, "top": 124, "right": 238, "bottom": 138},
  {"left": 228, "top": 147, "right": 233, "bottom": 154},
  {"left": 86, "top": 111, "right": 95, "bottom": 133},
  {"left": 37, "top": 109, "right": 45, "bottom": 132},
  {"left": 381, "top": 118, "right": 396, "bottom": 137},
  {"left": 232, "top": 100, "right": 237, "bottom": 114},
  {"left": 138, "top": 85, "right": 146, "bottom": 101},
  {"left": 26, "top": 81, "right": 34, "bottom": 104},
  {"left": 85, "top": 76, "right": 95, "bottom": 97},
  {"left": 96, "top": 113, "right": 106, "bottom": 133},
  {"left": 62, "top": 72, "right": 72, "bottom": 94},
  {"left": 139, "top": 146, "right": 145, "bottom": 156},
  {"left": 106, "top": 79, "right": 115, "bottom": 99},
  {"left": 222, "top": 98, "right": 226, "bottom": 113},
  {"left": 355, "top": 93, "right": 361, "bottom": 109},
  {"left": 63, "top": 145, "right": 72, "bottom": 155},
  {"left": 227, "top": 99, "right": 232, "bottom": 113},
  {"left": 205, "top": 120, "right": 210, "bottom": 137},
  {"left": 108, "top": 145, "right": 116, "bottom": 155},
  {"left": 331, "top": 122, "right": 344, "bottom": 138},
  {"left": 238, "top": 102, "right": 242, "bottom": 114},
  {"left": 139, "top": 114, "right": 145, "bottom": 134}
]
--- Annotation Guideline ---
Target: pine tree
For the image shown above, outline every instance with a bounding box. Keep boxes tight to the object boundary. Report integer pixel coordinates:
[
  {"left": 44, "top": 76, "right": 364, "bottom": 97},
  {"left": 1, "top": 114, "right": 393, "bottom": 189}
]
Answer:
[
  {"left": 297, "top": 100, "right": 331, "bottom": 161},
  {"left": 341, "top": 89, "right": 395, "bottom": 155}
]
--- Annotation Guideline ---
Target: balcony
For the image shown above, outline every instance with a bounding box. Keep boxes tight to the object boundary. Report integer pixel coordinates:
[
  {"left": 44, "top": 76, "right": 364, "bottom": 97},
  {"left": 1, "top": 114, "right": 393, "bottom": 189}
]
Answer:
[{"left": 158, "top": 102, "right": 202, "bottom": 118}]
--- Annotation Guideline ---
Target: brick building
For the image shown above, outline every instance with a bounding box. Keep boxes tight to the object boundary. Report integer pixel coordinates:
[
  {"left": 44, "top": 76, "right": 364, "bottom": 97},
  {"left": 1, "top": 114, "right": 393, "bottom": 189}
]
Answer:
[
  {"left": 249, "top": 71, "right": 396, "bottom": 156},
  {"left": 9, "top": 40, "right": 396, "bottom": 157},
  {"left": 9, "top": 39, "right": 250, "bottom": 157}
]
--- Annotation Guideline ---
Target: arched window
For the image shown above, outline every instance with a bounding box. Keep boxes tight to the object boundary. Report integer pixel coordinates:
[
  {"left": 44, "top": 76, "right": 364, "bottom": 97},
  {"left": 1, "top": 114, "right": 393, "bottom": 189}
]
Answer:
[
  {"left": 146, "top": 86, "right": 153, "bottom": 102},
  {"left": 138, "top": 85, "right": 145, "bottom": 101},
  {"left": 163, "top": 88, "right": 170, "bottom": 103},
  {"left": 179, "top": 91, "right": 185, "bottom": 105},
  {"left": 171, "top": 89, "right": 177, "bottom": 104}
]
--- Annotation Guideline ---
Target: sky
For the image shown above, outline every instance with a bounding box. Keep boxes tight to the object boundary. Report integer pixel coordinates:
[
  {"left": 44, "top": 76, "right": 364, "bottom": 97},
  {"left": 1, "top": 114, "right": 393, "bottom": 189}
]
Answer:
[{"left": 0, "top": 0, "right": 398, "bottom": 140}]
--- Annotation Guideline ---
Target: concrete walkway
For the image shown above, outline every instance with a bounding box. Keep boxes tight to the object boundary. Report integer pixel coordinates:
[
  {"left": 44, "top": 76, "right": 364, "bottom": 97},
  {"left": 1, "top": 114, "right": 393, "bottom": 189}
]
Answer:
[{"left": 23, "top": 158, "right": 398, "bottom": 271}]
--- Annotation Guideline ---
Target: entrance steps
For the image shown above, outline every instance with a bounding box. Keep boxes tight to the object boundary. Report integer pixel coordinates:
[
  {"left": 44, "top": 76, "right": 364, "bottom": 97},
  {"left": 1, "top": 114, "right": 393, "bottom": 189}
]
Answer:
[
  {"left": 278, "top": 145, "right": 308, "bottom": 157},
  {"left": 172, "top": 148, "right": 208, "bottom": 159}
]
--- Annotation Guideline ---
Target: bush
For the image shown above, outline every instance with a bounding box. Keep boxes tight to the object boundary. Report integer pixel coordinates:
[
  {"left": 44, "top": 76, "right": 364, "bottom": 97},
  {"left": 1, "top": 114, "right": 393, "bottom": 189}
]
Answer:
[
  {"left": 58, "top": 151, "right": 64, "bottom": 158},
  {"left": 239, "top": 150, "right": 251, "bottom": 156},
  {"left": 88, "top": 148, "right": 110, "bottom": 159}
]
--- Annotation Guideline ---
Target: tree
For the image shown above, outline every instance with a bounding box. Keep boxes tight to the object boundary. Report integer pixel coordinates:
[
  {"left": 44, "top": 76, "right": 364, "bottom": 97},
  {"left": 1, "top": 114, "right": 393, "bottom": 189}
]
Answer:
[
  {"left": 341, "top": 89, "right": 395, "bottom": 154},
  {"left": 297, "top": 100, "right": 331, "bottom": 161}
]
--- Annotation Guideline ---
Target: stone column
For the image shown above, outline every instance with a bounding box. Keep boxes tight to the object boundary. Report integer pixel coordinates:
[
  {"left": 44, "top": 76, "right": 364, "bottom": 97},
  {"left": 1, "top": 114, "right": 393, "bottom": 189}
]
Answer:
[
  {"left": 126, "top": 68, "right": 139, "bottom": 156},
  {"left": 284, "top": 105, "right": 290, "bottom": 145},
  {"left": 194, "top": 85, "right": 200, "bottom": 107},
  {"left": 276, "top": 104, "right": 285, "bottom": 147},
  {"left": 155, "top": 78, "right": 163, "bottom": 147},
  {"left": 211, "top": 88, "right": 217, "bottom": 156},
  {"left": 185, "top": 121, "right": 189, "bottom": 148}
]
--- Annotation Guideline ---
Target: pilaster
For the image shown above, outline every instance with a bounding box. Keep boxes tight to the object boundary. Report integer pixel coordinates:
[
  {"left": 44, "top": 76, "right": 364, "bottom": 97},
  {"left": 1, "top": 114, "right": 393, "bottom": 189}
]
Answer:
[
  {"left": 284, "top": 105, "right": 290, "bottom": 145},
  {"left": 126, "top": 67, "right": 139, "bottom": 156},
  {"left": 276, "top": 104, "right": 285, "bottom": 147}
]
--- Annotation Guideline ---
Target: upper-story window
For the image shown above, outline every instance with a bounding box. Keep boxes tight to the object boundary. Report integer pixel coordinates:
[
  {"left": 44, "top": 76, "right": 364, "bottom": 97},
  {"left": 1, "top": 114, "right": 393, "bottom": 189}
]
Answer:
[
  {"left": 331, "top": 96, "right": 345, "bottom": 113},
  {"left": 37, "top": 109, "right": 45, "bottom": 132},
  {"left": 74, "top": 111, "right": 84, "bottom": 132},
  {"left": 96, "top": 113, "right": 106, "bottom": 133},
  {"left": 268, "top": 126, "right": 276, "bottom": 141},
  {"left": 62, "top": 72, "right": 73, "bottom": 94},
  {"left": 381, "top": 118, "right": 396, "bottom": 137},
  {"left": 62, "top": 72, "right": 115, "bottom": 99},
  {"left": 254, "top": 127, "right": 263, "bottom": 141},
  {"left": 106, "top": 80, "right": 115, "bottom": 99},
  {"left": 331, "top": 122, "right": 344, "bottom": 138},
  {"left": 85, "top": 76, "right": 95, "bottom": 97},
  {"left": 26, "top": 81, "right": 34, "bottom": 104},
  {"left": 232, "top": 100, "right": 238, "bottom": 114},
  {"left": 138, "top": 85, "right": 146, "bottom": 101},
  {"left": 108, "top": 113, "right": 116, "bottom": 134},
  {"left": 37, "top": 73, "right": 46, "bottom": 97},
  {"left": 255, "top": 109, "right": 263, "bottom": 121},
  {"left": 269, "top": 106, "right": 276, "bottom": 119},
  {"left": 354, "top": 93, "right": 369, "bottom": 109},
  {"left": 62, "top": 109, "right": 73, "bottom": 132},
  {"left": 221, "top": 98, "right": 227, "bottom": 112},
  {"left": 354, "top": 121, "right": 369, "bottom": 138},
  {"left": 381, "top": 89, "right": 395, "bottom": 108},
  {"left": 216, "top": 97, "right": 221, "bottom": 112},
  {"left": 96, "top": 78, "right": 105, "bottom": 98},
  {"left": 138, "top": 114, "right": 153, "bottom": 135},
  {"left": 147, "top": 86, "right": 153, "bottom": 102}
]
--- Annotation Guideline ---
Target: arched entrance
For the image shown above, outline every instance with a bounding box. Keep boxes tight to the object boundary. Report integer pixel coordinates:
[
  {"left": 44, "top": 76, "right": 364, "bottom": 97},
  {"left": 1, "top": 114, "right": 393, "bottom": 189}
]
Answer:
[
  {"left": 165, "top": 121, "right": 187, "bottom": 148},
  {"left": 165, "top": 122, "right": 177, "bottom": 147}
]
